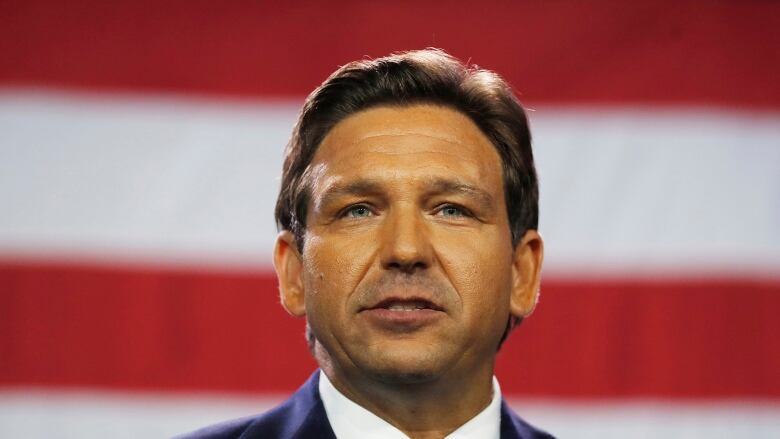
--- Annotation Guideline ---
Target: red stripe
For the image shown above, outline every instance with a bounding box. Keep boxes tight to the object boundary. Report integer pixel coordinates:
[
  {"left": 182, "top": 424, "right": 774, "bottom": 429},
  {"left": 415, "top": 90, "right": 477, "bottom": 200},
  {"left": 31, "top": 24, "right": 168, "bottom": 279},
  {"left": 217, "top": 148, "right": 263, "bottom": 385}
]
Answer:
[
  {"left": 1, "top": 260, "right": 778, "bottom": 398},
  {"left": 1, "top": 1, "right": 778, "bottom": 107}
]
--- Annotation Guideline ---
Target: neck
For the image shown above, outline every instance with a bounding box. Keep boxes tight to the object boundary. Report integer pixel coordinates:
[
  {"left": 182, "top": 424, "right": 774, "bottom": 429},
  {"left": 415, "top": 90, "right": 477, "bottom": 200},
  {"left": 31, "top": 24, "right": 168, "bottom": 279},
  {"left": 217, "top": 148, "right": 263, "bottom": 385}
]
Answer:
[{"left": 317, "top": 347, "right": 496, "bottom": 439}]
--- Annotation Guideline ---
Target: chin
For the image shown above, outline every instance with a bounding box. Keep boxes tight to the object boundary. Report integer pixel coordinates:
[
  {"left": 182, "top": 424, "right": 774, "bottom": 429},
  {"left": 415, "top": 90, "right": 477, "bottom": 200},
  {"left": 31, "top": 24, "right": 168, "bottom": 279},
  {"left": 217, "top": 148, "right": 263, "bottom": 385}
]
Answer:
[
  {"left": 368, "top": 367, "right": 438, "bottom": 385},
  {"left": 359, "top": 349, "right": 446, "bottom": 385}
]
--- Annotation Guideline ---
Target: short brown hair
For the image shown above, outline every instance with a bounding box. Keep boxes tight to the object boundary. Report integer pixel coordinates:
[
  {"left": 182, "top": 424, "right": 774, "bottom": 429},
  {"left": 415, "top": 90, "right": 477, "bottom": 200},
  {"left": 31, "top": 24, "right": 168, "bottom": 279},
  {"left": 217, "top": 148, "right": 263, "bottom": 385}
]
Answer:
[{"left": 275, "top": 48, "right": 538, "bottom": 250}]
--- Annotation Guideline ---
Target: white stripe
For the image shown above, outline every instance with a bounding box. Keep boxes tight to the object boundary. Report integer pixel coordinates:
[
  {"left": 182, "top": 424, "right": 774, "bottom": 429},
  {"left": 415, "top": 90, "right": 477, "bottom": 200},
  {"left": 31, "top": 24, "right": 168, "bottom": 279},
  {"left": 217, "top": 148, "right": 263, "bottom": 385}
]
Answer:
[
  {"left": 0, "top": 89, "right": 296, "bottom": 269},
  {"left": 1, "top": 89, "right": 778, "bottom": 275},
  {"left": 0, "top": 390, "right": 778, "bottom": 439},
  {"left": 0, "top": 389, "right": 280, "bottom": 439},
  {"left": 532, "top": 107, "right": 780, "bottom": 278},
  {"left": 511, "top": 398, "right": 780, "bottom": 439}
]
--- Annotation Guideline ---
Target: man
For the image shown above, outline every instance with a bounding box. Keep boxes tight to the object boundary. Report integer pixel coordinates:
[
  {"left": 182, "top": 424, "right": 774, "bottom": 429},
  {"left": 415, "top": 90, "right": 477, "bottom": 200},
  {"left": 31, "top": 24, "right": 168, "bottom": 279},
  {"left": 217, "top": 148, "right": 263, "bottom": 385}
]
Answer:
[{"left": 179, "top": 48, "right": 551, "bottom": 439}]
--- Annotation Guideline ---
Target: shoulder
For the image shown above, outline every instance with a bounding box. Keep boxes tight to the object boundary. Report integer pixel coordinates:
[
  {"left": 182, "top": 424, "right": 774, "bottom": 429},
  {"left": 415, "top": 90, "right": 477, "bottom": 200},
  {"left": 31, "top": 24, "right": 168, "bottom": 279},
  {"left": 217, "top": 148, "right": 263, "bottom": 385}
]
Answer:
[
  {"left": 500, "top": 400, "right": 556, "bottom": 439},
  {"left": 174, "top": 371, "right": 332, "bottom": 439}
]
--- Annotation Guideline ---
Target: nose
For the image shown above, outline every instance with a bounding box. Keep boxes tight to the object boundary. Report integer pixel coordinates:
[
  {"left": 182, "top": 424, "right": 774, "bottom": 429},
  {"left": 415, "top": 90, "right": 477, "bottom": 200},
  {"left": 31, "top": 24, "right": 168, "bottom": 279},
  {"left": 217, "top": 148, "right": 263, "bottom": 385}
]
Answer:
[{"left": 379, "top": 205, "right": 433, "bottom": 274}]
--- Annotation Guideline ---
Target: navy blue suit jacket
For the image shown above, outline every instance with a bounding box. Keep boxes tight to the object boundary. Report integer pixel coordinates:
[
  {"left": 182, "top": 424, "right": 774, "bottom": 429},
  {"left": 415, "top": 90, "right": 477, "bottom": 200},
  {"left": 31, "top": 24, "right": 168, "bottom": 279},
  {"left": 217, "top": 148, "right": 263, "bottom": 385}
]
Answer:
[{"left": 176, "top": 371, "right": 554, "bottom": 439}]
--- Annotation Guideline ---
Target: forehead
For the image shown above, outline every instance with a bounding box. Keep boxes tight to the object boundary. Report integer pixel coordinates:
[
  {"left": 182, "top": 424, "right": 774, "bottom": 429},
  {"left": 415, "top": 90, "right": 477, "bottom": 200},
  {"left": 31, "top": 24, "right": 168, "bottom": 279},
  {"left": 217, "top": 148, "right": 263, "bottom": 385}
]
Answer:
[{"left": 309, "top": 104, "right": 504, "bottom": 193}]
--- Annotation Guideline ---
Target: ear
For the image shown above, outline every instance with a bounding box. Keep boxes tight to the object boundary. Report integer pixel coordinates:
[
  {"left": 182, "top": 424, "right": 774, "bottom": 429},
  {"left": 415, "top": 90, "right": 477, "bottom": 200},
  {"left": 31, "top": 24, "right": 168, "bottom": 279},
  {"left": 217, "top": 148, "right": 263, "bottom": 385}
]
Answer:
[
  {"left": 509, "top": 230, "right": 544, "bottom": 318},
  {"left": 273, "top": 230, "right": 306, "bottom": 316}
]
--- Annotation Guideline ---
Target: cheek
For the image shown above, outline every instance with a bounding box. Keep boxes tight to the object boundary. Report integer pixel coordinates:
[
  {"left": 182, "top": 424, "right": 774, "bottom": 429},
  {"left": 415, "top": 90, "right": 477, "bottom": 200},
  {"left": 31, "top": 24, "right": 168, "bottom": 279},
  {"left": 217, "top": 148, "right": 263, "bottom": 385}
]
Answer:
[
  {"left": 434, "top": 228, "right": 514, "bottom": 318},
  {"left": 302, "top": 231, "right": 377, "bottom": 308}
]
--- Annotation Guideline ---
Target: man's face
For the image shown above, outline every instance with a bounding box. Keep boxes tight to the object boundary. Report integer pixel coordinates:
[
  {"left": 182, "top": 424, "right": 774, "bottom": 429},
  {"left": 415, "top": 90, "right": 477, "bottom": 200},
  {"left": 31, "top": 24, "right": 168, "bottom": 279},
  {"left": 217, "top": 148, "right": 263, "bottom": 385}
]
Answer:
[{"left": 276, "top": 104, "right": 539, "bottom": 384}]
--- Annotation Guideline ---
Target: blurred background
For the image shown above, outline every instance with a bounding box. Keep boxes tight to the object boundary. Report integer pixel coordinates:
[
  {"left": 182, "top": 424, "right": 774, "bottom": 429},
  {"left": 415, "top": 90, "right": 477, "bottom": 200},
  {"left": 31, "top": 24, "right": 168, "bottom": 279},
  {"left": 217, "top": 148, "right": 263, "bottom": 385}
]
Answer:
[{"left": 1, "top": 1, "right": 778, "bottom": 438}]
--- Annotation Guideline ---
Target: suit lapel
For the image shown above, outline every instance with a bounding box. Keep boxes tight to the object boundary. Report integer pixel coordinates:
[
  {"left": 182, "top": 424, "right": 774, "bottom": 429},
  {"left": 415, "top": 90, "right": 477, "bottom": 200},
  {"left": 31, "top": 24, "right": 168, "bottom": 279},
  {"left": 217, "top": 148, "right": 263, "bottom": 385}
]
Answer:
[
  {"left": 285, "top": 371, "right": 337, "bottom": 439},
  {"left": 500, "top": 399, "right": 526, "bottom": 439},
  {"left": 290, "top": 373, "right": 337, "bottom": 439},
  {"left": 239, "top": 371, "right": 337, "bottom": 439}
]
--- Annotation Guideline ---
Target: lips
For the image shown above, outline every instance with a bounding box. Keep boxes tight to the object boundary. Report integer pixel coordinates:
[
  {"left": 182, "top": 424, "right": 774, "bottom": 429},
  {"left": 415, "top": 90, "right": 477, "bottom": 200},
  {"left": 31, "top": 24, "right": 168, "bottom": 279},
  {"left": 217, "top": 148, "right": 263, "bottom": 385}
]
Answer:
[
  {"left": 359, "top": 296, "right": 446, "bottom": 330},
  {"left": 369, "top": 298, "right": 444, "bottom": 312}
]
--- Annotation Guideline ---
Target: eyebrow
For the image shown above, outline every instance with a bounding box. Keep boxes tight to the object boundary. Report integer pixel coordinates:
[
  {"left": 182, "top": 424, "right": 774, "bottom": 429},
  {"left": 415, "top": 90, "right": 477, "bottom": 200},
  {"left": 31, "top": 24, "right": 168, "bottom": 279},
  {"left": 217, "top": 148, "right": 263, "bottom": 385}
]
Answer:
[
  {"left": 316, "top": 179, "right": 385, "bottom": 210},
  {"left": 316, "top": 177, "right": 496, "bottom": 210},
  {"left": 426, "top": 177, "right": 496, "bottom": 209}
]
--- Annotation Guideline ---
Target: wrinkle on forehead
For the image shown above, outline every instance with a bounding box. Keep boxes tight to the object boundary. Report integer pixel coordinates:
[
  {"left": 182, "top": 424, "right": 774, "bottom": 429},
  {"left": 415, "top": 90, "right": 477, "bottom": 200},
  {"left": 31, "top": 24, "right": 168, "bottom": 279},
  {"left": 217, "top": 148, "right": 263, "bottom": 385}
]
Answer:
[
  {"left": 305, "top": 104, "right": 505, "bottom": 208},
  {"left": 344, "top": 130, "right": 480, "bottom": 151},
  {"left": 320, "top": 104, "right": 494, "bottom": 155}
]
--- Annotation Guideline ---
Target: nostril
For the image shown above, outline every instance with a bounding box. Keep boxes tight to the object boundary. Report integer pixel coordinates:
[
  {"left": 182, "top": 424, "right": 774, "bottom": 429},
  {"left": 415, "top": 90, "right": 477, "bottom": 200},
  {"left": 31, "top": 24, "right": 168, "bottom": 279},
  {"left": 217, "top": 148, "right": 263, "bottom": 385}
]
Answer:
[{"left": 386, "top": 260, "right": 428, "bottom": 274}]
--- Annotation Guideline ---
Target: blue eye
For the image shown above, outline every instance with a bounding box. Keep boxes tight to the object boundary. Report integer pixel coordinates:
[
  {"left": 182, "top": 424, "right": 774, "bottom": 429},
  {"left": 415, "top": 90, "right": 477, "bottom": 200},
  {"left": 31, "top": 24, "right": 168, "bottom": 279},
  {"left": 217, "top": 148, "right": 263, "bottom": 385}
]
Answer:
[
  {"left": 438, "top": 205, "right": 466, "bottom": 217},
  {"left": 344, "top": 205, "right": 372, "bottom": 218}
]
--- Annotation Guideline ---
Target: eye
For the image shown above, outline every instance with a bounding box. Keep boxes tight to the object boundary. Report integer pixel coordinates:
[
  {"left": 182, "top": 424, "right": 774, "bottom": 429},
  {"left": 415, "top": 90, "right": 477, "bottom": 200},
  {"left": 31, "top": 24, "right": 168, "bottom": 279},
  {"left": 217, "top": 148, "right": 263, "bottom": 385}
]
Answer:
[
  {"left": 342, "top": 204, "right": 373, "bottom": 218},
  {"left": 436, "top": 204, "right": 470, "bottom": 218}
]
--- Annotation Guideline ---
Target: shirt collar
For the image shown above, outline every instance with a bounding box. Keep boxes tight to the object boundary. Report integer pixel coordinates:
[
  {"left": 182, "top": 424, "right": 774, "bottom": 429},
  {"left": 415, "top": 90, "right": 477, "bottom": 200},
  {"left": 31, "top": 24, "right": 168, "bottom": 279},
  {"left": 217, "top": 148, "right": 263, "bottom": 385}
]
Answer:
[{"left": 318, "top": 370, "right": 502, "bottom": 439}]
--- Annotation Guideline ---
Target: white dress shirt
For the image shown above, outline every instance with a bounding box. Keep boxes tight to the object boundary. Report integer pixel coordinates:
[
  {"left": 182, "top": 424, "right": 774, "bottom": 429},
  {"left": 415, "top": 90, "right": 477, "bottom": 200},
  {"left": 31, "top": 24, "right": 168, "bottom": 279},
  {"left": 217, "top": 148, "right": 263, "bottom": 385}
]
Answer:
[{"left": 318, "top": 370, "right": 501, "bottom": 439}]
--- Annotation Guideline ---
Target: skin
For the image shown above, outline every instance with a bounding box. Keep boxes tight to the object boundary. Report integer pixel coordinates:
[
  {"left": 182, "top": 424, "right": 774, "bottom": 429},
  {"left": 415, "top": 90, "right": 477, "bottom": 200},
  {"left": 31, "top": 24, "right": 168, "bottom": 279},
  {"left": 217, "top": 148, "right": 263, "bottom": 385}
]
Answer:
[{"left": 274, "top": 104, "right": 543, "bottom": 439}]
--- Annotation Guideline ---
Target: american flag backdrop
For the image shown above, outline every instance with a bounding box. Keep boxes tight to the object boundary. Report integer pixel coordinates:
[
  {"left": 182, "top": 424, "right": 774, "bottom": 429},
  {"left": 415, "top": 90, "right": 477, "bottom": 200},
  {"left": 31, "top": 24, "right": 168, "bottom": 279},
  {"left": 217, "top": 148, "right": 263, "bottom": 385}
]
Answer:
[{"left": 1, "top": 1, "right": 779, "bottom": 438}]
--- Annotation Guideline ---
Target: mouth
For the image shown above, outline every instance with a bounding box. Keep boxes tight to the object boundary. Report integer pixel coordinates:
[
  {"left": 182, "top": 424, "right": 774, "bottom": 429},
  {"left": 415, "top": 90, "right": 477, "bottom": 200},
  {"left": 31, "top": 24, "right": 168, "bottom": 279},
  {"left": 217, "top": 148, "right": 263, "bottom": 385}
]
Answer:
[
  {"left": 359, "top": 297, "right": 446, "bottom": 330},
  {"left": 365, "top": 298, "right": 444, "bottom": 312}
]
